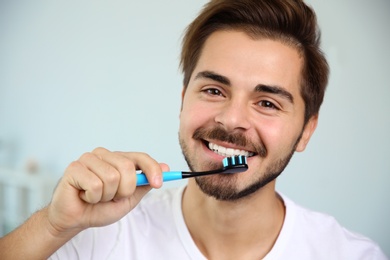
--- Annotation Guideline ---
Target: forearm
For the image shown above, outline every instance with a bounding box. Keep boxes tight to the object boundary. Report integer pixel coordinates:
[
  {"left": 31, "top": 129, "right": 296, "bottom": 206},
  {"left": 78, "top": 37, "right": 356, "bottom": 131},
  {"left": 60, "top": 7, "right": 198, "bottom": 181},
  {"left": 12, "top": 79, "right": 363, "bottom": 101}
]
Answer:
[{"left": 0, "top": 207, "right": 80, "bottom": 260}]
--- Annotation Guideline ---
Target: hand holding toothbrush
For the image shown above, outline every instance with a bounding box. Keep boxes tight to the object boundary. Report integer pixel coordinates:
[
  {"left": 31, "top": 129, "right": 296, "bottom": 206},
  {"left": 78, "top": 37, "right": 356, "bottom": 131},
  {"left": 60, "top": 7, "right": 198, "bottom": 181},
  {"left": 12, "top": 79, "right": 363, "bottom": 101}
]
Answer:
[{"left": 48, "top": 147, "right": 167, "bottom": 234}]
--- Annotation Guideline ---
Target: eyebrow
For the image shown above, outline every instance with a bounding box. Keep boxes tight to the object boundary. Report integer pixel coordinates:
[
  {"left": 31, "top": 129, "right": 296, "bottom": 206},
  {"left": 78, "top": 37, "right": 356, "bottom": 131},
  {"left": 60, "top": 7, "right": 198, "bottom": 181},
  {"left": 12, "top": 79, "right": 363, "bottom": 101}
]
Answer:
[
  {"left": 194, "top": 70, "right": 294, "bottom": 104},
  {"left": 255, "top": 84, "right": 294, "bottom": 104},
  {"left": 194, "top": 71, "right": 231, "bottom": 86}
]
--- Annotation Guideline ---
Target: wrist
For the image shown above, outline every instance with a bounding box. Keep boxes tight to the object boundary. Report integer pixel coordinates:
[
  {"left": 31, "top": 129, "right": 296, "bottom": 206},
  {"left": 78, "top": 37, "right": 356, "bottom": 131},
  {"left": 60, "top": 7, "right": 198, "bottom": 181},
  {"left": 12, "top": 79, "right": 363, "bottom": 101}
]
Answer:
[{"left": 43, "top": 205, "right": 83, "bottom": 241}]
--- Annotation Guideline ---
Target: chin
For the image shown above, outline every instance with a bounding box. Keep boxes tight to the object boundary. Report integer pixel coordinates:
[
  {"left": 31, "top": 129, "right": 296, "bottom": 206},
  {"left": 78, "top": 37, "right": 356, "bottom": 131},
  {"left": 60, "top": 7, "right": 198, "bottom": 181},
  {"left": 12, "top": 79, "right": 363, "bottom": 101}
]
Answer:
[{"left": 195, "top": 169, "right": 280, "bottom": 201}]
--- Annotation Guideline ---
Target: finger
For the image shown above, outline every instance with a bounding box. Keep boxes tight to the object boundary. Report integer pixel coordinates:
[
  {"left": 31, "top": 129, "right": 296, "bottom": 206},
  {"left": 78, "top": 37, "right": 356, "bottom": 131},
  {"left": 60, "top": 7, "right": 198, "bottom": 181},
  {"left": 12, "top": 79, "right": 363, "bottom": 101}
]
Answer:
[
  {"left": 92, "top": 148, "right": 137, "bottom": 200},
  {"left": 132, "top": 162, "right": 171, "bottom": 201},
  {"left": 118, "top": 152, "right": 164, "bottom": 188},
  {"left": 64, "top": 160, "right": 103, "bottom": 204},
  {"left": 79, "top": 150, "right": 120, "bottom": 202},
  {"left": 159, "top": 163, "right": 170, "bottom": 172}
]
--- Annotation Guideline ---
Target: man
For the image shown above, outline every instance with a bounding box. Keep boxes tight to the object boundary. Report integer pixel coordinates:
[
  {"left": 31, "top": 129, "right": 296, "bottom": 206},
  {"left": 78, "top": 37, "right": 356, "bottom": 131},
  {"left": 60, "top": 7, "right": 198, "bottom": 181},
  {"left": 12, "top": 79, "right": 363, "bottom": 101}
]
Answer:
[{"left": 0, "top": 0, "right": 386, "bottom": 259}]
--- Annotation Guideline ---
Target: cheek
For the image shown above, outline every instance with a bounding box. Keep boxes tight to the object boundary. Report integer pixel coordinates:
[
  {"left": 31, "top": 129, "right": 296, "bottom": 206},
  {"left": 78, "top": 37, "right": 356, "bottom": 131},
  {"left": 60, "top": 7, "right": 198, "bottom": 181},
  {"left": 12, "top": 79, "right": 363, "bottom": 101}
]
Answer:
[
  {"left": 259, "top": 124, "right": 281, "bottom": 149},
  {"left": 255, "top": 119, "right": 297, "bottom": 151},
  {"left": 179, "top": 100, "right": 203, "bottom": 137},
  {"left": 181, "top": 97, "right": 213, "bottom": 126}
]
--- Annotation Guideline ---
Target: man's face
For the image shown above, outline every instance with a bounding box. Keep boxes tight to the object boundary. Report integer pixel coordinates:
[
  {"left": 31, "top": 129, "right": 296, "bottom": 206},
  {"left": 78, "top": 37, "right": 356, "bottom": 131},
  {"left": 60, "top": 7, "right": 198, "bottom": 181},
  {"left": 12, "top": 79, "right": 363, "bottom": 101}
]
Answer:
[{"left": 179, "top": 30, "right": 317, "bottom": 200}]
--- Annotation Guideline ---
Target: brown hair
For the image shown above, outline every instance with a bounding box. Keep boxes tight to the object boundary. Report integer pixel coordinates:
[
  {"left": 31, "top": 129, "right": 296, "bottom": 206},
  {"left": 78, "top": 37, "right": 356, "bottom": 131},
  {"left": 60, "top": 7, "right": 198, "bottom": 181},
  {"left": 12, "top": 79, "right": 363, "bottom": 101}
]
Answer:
[{"left": 180, "top": 0, "right": 329, "bottom": 123}]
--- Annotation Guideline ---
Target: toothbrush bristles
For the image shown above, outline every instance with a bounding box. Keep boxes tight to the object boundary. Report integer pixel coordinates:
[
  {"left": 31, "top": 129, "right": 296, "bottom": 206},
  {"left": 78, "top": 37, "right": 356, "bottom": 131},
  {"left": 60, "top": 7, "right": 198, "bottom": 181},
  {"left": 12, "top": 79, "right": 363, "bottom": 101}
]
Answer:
[{"left": 223, "top": 155, "right": 247, "bottom": 167}]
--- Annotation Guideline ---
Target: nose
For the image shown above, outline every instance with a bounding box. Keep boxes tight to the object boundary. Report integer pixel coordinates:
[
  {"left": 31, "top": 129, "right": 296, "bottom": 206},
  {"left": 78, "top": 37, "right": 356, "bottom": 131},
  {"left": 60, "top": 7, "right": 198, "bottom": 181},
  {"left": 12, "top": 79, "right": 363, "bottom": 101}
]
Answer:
[{"left": 214, "top": 99, "right": 251, "bottom": 131}]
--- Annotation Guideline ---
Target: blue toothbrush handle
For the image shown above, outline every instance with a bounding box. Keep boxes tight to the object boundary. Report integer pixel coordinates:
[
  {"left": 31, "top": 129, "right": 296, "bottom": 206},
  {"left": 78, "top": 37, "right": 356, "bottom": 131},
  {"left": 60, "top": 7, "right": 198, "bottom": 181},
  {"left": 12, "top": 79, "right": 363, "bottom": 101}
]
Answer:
[{"left": 136, "top": 171, "right": 183, "bottom": 186}]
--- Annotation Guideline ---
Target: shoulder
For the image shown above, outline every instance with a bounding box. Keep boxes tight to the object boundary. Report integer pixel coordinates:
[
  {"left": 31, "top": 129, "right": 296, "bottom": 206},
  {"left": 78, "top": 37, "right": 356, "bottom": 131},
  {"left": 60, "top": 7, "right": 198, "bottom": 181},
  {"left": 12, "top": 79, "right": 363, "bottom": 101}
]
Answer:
[{"left": 277, "top": 194, "right": 387, "bottom": 259}]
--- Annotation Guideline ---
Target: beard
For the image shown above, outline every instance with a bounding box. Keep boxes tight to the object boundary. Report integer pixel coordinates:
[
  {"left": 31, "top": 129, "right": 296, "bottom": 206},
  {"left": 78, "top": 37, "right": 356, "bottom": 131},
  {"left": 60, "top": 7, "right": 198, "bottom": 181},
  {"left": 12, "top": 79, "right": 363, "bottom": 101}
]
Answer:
[{"left": 179, "top": 126, "right": 302, "bottom": 201}]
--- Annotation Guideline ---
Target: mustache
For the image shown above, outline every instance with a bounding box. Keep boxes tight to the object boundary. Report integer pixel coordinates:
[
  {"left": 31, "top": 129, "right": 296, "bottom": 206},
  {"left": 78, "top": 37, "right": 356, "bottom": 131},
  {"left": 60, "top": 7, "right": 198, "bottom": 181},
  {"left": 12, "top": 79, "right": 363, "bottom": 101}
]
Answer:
[{"left": 193, "top": 127, "right": 267, "bottom": 157}]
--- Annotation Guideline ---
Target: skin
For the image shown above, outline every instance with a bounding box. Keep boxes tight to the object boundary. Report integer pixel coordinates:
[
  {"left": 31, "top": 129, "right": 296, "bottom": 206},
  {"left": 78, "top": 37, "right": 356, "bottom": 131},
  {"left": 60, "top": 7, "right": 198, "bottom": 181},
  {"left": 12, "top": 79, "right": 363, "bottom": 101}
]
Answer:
[
  {"left": 180, "top": 30, "right": 318, "bottom": 259},
  {"left": 0, "top": 149, "right": 167, "bottom": 259},
  {"left": 0, "top": 30, "right": 318, "bottom": 260}
]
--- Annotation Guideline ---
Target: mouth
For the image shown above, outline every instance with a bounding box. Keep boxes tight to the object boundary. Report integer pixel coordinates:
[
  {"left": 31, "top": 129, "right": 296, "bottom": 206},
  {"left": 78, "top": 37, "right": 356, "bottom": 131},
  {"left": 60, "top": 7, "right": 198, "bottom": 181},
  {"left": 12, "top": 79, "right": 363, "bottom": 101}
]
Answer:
[{"left": 205, "top": 140, "right": 256, "bottom": 158}]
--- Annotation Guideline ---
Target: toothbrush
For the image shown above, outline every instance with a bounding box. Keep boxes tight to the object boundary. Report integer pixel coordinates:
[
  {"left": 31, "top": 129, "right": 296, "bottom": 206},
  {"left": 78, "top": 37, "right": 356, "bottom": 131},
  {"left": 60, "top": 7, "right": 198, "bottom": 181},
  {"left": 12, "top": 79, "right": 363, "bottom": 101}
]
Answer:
[{"left": 136, "top": 155, "right": 248, "bottom": 186}]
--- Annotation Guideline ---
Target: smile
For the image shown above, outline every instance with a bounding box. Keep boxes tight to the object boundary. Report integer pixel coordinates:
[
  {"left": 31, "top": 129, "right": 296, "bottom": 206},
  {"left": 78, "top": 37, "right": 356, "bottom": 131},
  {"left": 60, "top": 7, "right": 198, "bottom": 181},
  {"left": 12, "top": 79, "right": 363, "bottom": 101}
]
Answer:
[{"left": 207, "top": 142, "right": 255, "bottom": 157}]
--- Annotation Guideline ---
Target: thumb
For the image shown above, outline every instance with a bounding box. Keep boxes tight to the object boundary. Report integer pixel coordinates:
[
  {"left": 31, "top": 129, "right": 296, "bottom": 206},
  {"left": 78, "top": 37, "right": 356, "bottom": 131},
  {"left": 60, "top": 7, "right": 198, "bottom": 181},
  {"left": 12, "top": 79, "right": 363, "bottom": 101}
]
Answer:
[{"left": 132, "top": 162, "right": 170, "bottom": 201}]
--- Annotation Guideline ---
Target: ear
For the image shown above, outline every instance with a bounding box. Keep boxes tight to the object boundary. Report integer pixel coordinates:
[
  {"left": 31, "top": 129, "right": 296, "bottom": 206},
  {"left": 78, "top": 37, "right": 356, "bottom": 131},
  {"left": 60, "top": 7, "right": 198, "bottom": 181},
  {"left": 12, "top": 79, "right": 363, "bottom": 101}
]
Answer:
[
  {"left": 295, "top": 115, "right": 318, "bottom": 152},
  {"left": 181, "top": 87, "right": 186, "bottom": 100},
  {"left": 180, "top": 87, "right": 186, "bottom": 112}
]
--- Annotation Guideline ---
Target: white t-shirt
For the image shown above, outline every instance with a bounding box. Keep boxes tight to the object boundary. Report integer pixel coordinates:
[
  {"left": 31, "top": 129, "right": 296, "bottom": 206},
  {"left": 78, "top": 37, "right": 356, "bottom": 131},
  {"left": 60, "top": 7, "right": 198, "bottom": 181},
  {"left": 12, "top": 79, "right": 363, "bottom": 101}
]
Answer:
[{"left": 50, "top": 186, "right": 387, "bottom": 260}]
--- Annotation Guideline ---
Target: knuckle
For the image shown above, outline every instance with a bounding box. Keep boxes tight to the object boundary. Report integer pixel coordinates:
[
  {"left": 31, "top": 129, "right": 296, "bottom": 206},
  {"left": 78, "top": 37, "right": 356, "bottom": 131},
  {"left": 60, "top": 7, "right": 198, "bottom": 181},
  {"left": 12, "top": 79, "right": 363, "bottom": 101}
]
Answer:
[
  {"left": 66, "top": 160, "right": 83, "bottom": 172},
  {"left": 138, "top": 152, "right": 151, "bottom": 160},
  {"left": 80, "top": 152, "right": 96, "bottom": 161},
  {"left": 103, "top": 166, "right": 120, "bottom": 185},
  {"left": 119, "top": 159, "right": 135, "bottom": 173},
  {"left": 92, "top": 147, "right": 108, "bottom": 154},
  {"left": 137, "top": 153, "right": 159, "bottom": 168}
]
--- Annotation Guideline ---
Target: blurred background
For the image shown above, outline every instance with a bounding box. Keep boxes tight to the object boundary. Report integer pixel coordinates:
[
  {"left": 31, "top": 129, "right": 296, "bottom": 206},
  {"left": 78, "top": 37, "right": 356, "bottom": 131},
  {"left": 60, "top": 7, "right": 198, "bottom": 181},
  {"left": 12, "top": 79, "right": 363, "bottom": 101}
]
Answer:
[{"left": 0, "top": 0, "right": 389, "bottom": 256}]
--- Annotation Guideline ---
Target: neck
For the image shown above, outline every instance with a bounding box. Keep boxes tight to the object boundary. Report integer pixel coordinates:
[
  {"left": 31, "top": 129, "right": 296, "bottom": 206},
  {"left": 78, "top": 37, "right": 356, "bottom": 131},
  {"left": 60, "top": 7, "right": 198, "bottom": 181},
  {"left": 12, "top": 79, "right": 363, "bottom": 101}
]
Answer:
[{"left": 182, "top": 179, "right": 285, "bottom": 260}]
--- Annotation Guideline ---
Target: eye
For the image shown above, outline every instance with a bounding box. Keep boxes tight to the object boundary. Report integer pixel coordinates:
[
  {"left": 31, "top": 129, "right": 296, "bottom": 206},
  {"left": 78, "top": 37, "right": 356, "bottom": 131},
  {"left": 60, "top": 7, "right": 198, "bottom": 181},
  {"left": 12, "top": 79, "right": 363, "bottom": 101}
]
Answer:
[
  {"left": 203, "top": 88, "right": 224, "bottom": 97},
  {"left": 258, "top": 100, "right": 279, "bottom": 110}
]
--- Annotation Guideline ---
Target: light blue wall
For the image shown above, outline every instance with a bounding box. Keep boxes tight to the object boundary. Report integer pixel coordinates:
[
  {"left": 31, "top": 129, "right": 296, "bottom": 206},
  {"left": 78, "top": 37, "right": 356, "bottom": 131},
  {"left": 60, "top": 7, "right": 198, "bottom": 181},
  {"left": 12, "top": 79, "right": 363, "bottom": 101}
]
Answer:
[{"left": 0, "top": 0, "right": 389, "bottom": 256}]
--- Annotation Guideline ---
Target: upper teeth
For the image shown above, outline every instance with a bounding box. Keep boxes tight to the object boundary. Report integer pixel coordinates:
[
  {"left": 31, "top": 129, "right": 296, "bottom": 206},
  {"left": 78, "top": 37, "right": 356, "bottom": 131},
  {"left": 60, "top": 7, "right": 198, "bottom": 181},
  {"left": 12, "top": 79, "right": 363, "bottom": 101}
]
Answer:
[{"left": 208, "top": 142, "right": 254, "bottom": 157}]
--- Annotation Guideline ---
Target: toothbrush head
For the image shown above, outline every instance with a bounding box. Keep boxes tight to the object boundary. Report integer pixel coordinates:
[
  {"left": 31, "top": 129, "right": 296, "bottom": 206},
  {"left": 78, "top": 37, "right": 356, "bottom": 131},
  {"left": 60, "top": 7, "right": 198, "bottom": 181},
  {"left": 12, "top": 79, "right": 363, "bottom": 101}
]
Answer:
[{"left": 222, "top": 155, "right": 248, "bottom": 174}]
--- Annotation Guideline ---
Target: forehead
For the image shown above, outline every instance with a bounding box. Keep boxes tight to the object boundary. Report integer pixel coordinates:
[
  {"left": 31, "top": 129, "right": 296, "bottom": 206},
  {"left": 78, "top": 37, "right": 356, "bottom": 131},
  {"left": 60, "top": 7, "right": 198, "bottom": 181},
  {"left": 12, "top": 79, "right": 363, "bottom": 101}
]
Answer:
[{"left": 192, "top": 30, "right": 304, "bottom": 97}]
